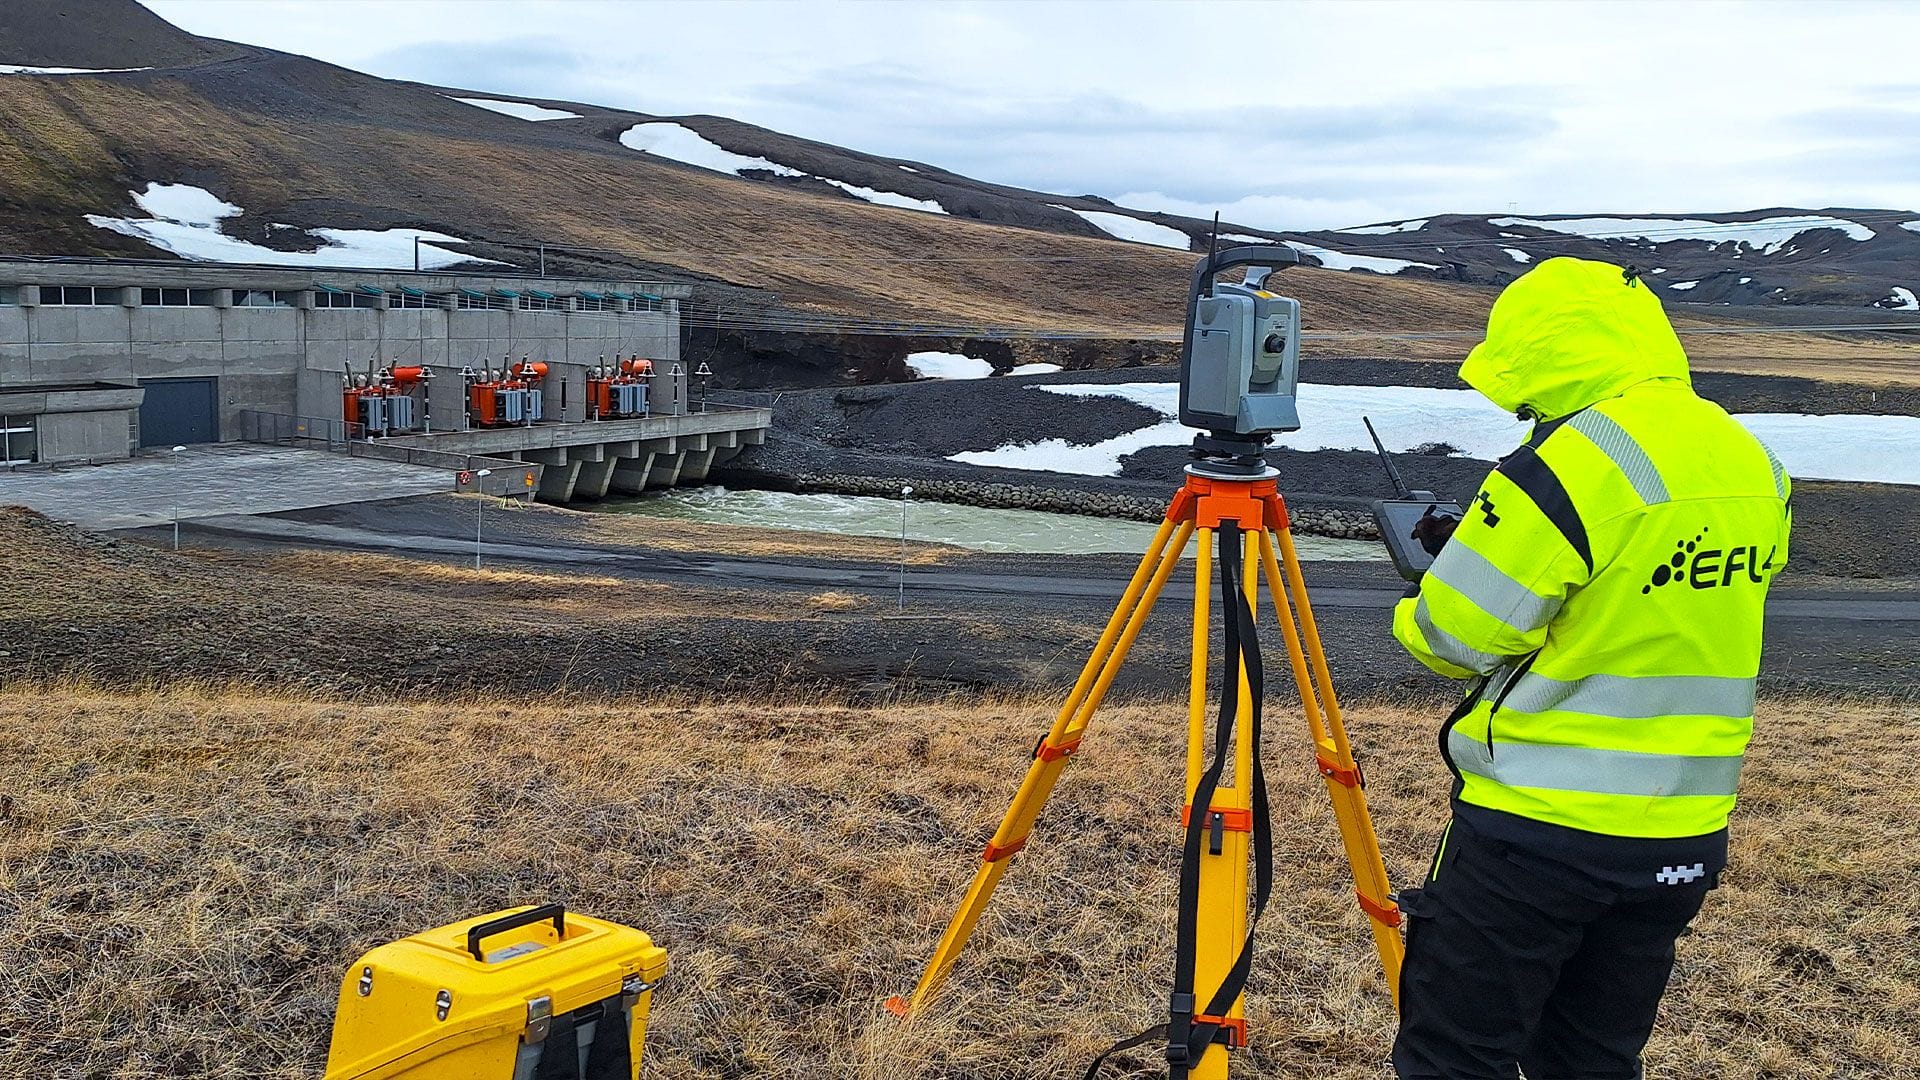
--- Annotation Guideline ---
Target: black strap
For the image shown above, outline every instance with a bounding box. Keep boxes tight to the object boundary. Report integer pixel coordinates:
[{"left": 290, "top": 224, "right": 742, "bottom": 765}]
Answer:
[
  {"left": 1169, "top": 523, "right": 1274, "bottom": 1076},
  {"left": 583, "top": 999, "right": 632, "bottom": 1080},
  {"left": 535, "top": 1009, "right": 580, "bottom": 1080},
  {"left": 1081, "top": 1023, "right": 1168, "bottom": 1080},
  {"left": 1085, "top": 524, "right": 1276, "bottom": 1079},
  {"left": 534, "top": 998, "right": 632, "bottom": 1080}
]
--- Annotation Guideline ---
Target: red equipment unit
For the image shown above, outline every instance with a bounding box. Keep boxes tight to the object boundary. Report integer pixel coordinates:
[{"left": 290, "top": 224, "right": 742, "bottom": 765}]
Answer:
[
  {"left": 342, "top": 360, "right": 430, "bottom": 437},
  {"left": 587, "top": 354, "right": 654, "bottom": 420},
  {"left": 467, "top": 356, "right": 548, "bottom": 427}
]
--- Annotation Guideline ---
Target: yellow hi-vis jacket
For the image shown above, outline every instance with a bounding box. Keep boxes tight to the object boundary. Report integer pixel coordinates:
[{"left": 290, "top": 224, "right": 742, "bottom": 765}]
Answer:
[{"left": 1393, "top": 257, "right": 1793, "bottom": 840}]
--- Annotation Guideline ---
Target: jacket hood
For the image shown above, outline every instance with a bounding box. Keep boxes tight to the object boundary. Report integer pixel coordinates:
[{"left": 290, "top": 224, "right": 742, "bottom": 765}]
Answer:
[{"left": 1459, "top": 257, "right": 1691, "bottom": 420}]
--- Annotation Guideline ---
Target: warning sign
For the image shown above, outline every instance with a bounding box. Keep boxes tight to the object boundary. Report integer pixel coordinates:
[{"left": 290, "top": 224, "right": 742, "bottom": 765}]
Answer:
[{"left": 458, "top": 470, "right": 474, "bottom": 484}]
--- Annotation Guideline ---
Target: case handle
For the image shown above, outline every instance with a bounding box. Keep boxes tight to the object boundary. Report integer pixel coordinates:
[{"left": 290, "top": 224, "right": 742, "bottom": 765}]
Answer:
[{"left": 467, "top": 903, "right": 566, "bottom": 961}]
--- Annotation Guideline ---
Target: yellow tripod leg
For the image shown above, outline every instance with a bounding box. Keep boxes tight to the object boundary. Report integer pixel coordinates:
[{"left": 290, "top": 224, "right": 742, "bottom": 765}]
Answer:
[
  {"left": 890, "top": 516, "right": 1197, "bottom": 1017},
  {"left": 1258, "top": 528, "right": 1405, "bottom": 1002},
  {"left": 1183, "top": 533, "right": 1261, "bottom": 1079}
]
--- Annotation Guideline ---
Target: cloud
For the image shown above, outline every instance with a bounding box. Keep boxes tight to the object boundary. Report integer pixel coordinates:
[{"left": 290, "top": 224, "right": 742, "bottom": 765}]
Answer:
[{"left": 143, "top": 0, "right": 1920, "bottom": 223}]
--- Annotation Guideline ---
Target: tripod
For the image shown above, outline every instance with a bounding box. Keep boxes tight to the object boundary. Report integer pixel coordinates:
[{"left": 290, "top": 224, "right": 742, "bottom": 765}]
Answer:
[{"left": 887, "top": 466, "right": 1405, "bottom": 1079}]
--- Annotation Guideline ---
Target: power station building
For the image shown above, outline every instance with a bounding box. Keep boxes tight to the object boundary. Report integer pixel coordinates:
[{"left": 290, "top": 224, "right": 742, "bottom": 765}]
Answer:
[{"left": 0, "top": 260, "right": 692, "bottom": 467}]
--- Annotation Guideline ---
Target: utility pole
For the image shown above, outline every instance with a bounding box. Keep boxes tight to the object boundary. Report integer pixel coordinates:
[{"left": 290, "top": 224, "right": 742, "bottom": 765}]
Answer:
[{"left": 538, "top": 245, "right": 546, "bottom": 277}]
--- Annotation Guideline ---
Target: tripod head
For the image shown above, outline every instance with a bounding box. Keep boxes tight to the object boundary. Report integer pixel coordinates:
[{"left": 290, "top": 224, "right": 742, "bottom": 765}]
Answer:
[{"left": 1177, "top": 243, "right": 1303, "bottom": 479}]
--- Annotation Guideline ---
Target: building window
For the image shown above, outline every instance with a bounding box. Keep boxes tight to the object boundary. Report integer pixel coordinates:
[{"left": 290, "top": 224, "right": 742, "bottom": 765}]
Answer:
[
  {"left": 1, "top": 415, "right": 35, "bottom": 465},
  {"left": 575, "top": 296, "right": 609, "bottom": 312},
  {"left": 517, "top": 295, "right": 559, "bottom": 312},
  {"left": 314, "top": 291, "right": 379, "bottom": 309},
  {"left": 234, "top": 290, "right": 297, "bottom": 308},
  {"left": 0, "top": 286, "right": 17, "bottom": 305},
  {"left": 41, "top": 285, "right": 115, "bottom": 306},
  {"left": 390, "top": 291, "right": 439, "bottom": 309},
  {"left": 455, "top": 293, "right": 493, "bottom": 310}
]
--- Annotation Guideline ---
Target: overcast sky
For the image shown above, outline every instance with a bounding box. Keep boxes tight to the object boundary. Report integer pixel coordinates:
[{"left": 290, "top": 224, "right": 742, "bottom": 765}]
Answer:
[{"left": 145, "top": 0, "right": 1920, "bottom": 231}]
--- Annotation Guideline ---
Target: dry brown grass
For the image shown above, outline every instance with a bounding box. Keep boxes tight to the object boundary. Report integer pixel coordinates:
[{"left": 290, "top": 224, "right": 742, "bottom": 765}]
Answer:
[
  {"left": 809, "top": 591, "right": 871, "bottom": 612},
  {"left": 0, "top": 686, "right": 1911, "bottom": 1079}
]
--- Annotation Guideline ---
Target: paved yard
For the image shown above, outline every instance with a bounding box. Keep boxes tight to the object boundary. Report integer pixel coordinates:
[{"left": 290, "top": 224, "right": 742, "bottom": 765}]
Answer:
[{"left": 0, "top": 444, "right": 453, "bottom": 529}]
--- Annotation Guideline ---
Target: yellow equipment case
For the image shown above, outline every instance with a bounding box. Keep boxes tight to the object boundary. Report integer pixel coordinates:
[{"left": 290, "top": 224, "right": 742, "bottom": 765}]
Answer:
[{"left": 324, "top": 904, "right": 668, "bottom": 1080}]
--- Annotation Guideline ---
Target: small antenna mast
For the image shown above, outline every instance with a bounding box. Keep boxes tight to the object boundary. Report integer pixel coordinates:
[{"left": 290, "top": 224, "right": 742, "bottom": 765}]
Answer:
[
  {"left": 1364, "top": 416, "right": 1413, "bottom": 498},
  {"left": 1204, "top": 211, "right": 1222, "bottom": 298}
]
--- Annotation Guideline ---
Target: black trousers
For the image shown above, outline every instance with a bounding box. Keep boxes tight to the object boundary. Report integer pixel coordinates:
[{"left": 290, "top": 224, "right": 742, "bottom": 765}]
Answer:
[{"left": 1391, "top": 815, "right": 1714, "bottom": 1080}]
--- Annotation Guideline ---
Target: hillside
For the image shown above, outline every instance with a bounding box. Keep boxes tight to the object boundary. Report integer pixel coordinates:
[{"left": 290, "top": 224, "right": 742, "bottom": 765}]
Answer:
[{"left": 0, "top": 0, "right": 1915, "bottom": 379}]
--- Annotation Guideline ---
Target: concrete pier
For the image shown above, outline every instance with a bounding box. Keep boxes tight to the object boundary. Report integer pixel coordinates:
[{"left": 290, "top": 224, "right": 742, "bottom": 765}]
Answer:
[{"left": 381, "top": 407, "right": 769, "bottom": 504}]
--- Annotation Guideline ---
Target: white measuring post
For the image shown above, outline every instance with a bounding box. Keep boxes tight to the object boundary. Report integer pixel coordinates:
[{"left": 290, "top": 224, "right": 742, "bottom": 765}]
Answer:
[
  {"left": 898, "top": 485, "right": 913, "bottom": 611},
  {"left": 473, "top": 468, "right": 493, "bottom": 569},
  {"left": 170, "top": 445, "right": 186, "bottom": 550}
]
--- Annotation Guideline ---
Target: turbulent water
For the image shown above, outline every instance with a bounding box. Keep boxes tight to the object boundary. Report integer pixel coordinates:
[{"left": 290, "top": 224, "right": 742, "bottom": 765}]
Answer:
[{"left": 593, "top": 487, "right": 1389, "bottom": 559}]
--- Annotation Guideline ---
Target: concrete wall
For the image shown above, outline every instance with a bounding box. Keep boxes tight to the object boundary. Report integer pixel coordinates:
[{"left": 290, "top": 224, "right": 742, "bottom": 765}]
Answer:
[
  {"left": 37, "top": 409, "right": 133, "bottom": 463},
  {"left": 0, "top": 384, "right": 143, "bottom": 464},
  {"left": 0, "top": 266, "right": 687, "bottom": 443}
]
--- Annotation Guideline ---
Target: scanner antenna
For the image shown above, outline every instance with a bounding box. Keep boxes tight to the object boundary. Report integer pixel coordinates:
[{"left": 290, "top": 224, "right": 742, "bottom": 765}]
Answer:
[{"left": 1204, "top": 211, "right": 1222, "bottom": 298}]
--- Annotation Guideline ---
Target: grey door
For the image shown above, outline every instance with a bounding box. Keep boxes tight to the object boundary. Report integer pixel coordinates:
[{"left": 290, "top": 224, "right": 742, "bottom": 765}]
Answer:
[{"left": 139, "top": 377, "right": 220, "bottom": 446}]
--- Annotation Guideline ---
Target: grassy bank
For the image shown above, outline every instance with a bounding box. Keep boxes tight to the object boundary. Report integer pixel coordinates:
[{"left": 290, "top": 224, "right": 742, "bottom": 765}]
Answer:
[{"left": 1, "top": 687, "right": 1912, "bottom": 1078}]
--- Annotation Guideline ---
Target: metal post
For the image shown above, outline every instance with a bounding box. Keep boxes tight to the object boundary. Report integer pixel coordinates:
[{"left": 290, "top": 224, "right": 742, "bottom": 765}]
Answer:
[
  {"left": 539, "top": 245, "right": 546, "bottom": 277},
  {"left": 898, "top": 485, "right": 913, "bottom": 611},
  {"left": 170, "top": 445, "right": 185, "bottom": 550},
  {"left": 473, "top": 468, "right": 493, "bottom": 569},
  {"left": 413, "top": 235, "right": 420, "bottom": 272}
]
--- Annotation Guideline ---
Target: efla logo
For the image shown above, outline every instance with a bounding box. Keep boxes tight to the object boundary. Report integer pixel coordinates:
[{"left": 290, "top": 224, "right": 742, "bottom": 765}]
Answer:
[{"left": 1644, "top": 526, "right": 1777, "bottom": 594}]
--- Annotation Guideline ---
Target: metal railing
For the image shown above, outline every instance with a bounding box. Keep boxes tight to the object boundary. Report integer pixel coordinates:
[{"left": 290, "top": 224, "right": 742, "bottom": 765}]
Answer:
[
  {"left": 701, "top": 389, "right": 780, "bottom": 410},
  {"left": 238, "top": 409, "right": 364, "bottom": 450}
]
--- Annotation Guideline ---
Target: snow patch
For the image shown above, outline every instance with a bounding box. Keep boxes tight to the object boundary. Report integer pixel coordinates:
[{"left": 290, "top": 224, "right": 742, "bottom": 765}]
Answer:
[
  {"left": 1007, "top": 363, "right": 1062, "bottom": 376},
  {"left": 0, "top": 64, "right": 150, "bottom": 75},
  {"left": 448, "top": 96, "right": 582, "bottom": 121},
  {"left": 1881, "top": 287, "right": 1918, "bottom": 311},
  {"left": 1668, "top": 280, "right": 1700, "bottom": 291},
  {"left": 905, "top": 352, "right": 993, "bottom": 380},
  {"left": 84, "top": 182, "right": 498, "bottom": 269},
  {"left": 618, "top": 122, "right": 803, "bottom": 177},
  {"left": 1489, "top": 215, "right": 1874, "bottom": 255},
  {"left": 1901, "top": 222, "right": 1920, "bottom": 234},
  {"left": 1340, "top": 219, "right": 1429, "bottom": 235},
  {"left": 1503, "top": 247, "right": 1532, "bottom": 263},
  {"left": 952, "top": 382, "right": 1920, "bottom": 487},
  {"left": 619, "top": 122, "right": 942, "bottom": 212},
  {"left": 1738, "top": 277, "right": 1753, "bottom": 285},
  {"left": 819, "top": 178, "right": 946, "bottom": 214},
  {"left": 898, "top": 165, "right": 919, "bottom": 172},
  {"left": 1283, "top": 241, "right": 1439, "bottom": 274},
  {"left": 1221, "top": 234, "right": 1274, "bottom": 244},
  {"left": 1050, "top": 205, "right": 1192, "bottom": 250}
]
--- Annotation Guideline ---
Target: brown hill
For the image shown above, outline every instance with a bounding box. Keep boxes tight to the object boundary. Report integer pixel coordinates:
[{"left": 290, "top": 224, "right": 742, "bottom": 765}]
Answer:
[{"left": 0, "top": 0, "right": 1915, "bottom": 377}]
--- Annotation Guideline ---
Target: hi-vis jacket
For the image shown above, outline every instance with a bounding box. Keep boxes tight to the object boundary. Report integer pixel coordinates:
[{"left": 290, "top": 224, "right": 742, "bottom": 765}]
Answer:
[{"left": 1394, "top": 258, "right": 1792, "bottom": 840}]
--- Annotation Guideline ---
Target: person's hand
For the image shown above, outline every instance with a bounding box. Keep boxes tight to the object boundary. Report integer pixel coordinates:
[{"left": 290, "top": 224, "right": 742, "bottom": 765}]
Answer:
[{"left": 1411, "top": 505, "right": 1460, "bottom": 556}]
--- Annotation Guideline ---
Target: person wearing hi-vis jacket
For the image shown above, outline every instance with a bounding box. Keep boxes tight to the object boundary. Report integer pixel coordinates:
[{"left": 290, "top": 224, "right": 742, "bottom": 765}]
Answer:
[{"left": 1389, "top": 257, "right": 1793, "bottom": 1079}]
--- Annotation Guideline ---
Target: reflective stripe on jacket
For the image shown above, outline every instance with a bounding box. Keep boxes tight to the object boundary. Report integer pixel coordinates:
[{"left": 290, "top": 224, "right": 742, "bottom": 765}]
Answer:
[{"left": 1393, "top": 257, "right": 1793, "bottom": 839}]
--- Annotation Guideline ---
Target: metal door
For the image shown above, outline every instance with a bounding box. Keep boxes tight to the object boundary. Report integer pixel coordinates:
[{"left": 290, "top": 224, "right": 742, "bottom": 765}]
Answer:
[{"left": 139, "top": 377, "right": 219, "bottom": 446}]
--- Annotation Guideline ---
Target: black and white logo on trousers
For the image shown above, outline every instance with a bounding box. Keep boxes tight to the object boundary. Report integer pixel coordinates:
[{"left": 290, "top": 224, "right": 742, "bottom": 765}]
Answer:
[{"left": 1656, "top": 863, "right": 1706, "bottom": 885}]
